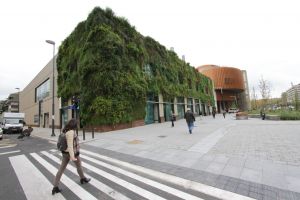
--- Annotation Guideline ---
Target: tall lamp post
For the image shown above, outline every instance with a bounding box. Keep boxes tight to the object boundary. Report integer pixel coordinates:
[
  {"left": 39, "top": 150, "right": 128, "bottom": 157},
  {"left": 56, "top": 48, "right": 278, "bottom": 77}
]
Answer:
[
  {"left": 46, "top": 40, "right": 56, "bottom": 137},
  {"left": 15, "top": 87, "right": 20, "bottom": 112}
]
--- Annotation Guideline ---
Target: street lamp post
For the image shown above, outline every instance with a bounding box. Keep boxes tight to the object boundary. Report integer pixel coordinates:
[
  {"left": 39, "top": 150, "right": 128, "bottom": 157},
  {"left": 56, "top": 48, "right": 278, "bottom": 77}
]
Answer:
[
  {"left": 15, "top": 87, "right": 20, "bottom": 112},
  {"left": 46, "top": 40, "right": 56, "bottom": 137}
]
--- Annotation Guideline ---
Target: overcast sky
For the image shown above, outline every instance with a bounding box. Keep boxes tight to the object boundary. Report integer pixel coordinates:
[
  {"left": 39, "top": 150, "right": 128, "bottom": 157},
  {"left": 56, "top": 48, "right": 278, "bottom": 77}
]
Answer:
[{"left": 0, "top": 0, "right": 299, "bottom": 100}]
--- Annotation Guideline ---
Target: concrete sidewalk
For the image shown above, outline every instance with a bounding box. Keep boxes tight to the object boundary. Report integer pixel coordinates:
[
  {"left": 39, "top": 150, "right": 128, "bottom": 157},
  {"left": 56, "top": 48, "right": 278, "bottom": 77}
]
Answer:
[
  {"left": 31, "top": 126, "right": 97, "bottom": 143},
  {"left": 31, "top": 114, "right": 300, "bottom": 199}
]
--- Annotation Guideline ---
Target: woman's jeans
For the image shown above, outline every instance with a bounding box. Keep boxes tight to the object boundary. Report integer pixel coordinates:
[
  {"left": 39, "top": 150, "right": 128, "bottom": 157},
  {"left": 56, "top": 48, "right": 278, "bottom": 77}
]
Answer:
[
  {"left": 54, "top": 153, "right": 85, "bottom": 187},
  {"left": 187, "top": 122, "right": 194, "bottom": 133}
]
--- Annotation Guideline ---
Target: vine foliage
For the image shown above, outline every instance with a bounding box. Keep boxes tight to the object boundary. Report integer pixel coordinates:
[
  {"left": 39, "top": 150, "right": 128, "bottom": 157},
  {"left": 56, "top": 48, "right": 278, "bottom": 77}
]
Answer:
[{"left": 56, "top": 7, "right": 214, "bottom": 125}]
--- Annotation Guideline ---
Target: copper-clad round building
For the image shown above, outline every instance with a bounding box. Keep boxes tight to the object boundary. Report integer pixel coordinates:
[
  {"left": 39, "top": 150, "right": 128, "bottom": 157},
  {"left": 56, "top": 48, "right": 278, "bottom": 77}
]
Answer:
[{"left": 197, "top": 65, "right": 250, "bottom": 112}]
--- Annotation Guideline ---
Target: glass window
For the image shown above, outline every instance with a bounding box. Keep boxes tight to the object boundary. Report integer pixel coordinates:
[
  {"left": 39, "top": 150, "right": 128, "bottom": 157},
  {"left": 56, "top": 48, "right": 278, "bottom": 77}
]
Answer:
[{"left": 36, "top": 79, "right": 50, "bottom": 102}]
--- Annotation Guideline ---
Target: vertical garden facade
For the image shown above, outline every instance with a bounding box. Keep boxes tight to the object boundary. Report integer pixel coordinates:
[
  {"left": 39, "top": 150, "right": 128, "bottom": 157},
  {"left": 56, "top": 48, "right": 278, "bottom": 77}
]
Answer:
[{"left": 56, "top": 7, "right": 214, "bottom": 128}]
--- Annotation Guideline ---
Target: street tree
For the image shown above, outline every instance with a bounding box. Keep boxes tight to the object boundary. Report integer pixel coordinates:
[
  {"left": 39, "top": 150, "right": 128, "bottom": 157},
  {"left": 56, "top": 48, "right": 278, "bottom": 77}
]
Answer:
[
  {"left": 258, "top": 76, "right": 271, "bottom": 109},
  {"left": 251, "top": 86, "right": 257, "bottom": 109}
]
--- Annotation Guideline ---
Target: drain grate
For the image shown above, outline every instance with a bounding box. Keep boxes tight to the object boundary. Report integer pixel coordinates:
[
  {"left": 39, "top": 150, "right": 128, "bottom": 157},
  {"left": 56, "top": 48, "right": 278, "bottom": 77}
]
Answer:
[{"left": 158, "top": 135, "right": 167, "bottom": 138}]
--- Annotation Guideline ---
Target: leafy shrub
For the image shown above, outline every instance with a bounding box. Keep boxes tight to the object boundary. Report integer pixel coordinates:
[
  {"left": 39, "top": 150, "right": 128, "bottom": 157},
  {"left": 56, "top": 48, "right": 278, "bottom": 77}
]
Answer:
[{"left": 280, "top": 111, "right": 300, "bottom": 120}]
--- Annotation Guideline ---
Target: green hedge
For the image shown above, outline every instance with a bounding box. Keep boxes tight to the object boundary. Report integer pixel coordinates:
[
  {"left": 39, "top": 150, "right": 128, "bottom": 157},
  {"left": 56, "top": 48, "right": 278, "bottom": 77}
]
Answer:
[
  {"left": 56, "top": 7, "right": 214, "bottom": 125},
  {"left": 280, "top": 111, "right": 300, "bottom": 120}
]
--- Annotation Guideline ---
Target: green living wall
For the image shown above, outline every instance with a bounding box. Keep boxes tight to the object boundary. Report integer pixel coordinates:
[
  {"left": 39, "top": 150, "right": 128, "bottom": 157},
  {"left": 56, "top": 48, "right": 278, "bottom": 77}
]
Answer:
[{"left": 56, "top": 7, "right": 214, "bottom": 126}]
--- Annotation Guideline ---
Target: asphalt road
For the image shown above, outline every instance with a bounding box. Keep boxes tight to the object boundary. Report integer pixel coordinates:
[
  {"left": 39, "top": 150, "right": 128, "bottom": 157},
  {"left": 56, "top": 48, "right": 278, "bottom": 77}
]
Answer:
[
  {"left": 0, "top": 134, "right": 54, "bottom": 200},
  {"left": 0, "top": 134, "right": 223, "bottom": 200}
]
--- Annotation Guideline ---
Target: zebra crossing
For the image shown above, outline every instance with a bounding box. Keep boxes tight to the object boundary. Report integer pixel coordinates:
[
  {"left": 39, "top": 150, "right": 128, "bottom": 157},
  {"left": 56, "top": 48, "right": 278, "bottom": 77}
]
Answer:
[
  {"left": 9, "top": 149, "right": 254, "bottom": 200},
  {"left": 0, "top": 142, "right": 20, "bottom": 156}
]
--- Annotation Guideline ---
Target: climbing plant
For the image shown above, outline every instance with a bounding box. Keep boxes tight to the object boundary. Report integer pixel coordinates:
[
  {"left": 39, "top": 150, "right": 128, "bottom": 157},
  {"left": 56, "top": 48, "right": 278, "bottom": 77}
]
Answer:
[{"left": 56, "top": 7, "right": 214, "bottom": 125}]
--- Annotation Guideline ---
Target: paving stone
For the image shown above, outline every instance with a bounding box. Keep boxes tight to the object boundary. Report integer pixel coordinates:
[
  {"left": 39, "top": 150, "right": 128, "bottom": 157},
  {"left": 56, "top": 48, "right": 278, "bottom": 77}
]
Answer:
[
  {"left": 262, "top": 195, "right": 276, "bottom": 200},
  {"left": 190, "top": 159, "right": 211, "bottom": 171},
  {"left": 240, "top": 167, "right": 262, "bottom": 183},
  {"left": 262, "top": 170, "right": 288, "bottom": 190},
  {"left": 278, "top": 191, "right": 295, "bottom": 200},
  {"left": 245, "top": 157, "right": 263, "bottom": 170},
  {"left": 250, "top": 185, "right": 263, "bottom": 195},
  {"left": 224, "top": 184, "right": 237, "bottom": 193},
  {"left": 205, "top": 162, "right": 226, "bottom": 174},
  {"left": 293, "top": 192, "right": 300, "bottom": 200},
  {"left": 237, "top": 182, "right": 250, "bottom": 191},
  {"left": 227, "top": 157, "right": 246, "bottom": 167},
  {"left": 249, "top": 191, "right": 263, "bottom": 200},
  {"left": 263, "top": 188, "right": 277, "bottom": 199},
  {"left": 200, "top": 154, "right": 216, "bottom": 162},
  {"left": 214, "top": 154, "right": 230, "bottom": 164},
  {"left": 236, "top": 188, "right": 249, "bottom": 197},
  {"left": 226, "top": 180, "right": 239, "bottom": 189},
  {"left": 214, "top": 182, "right": 226, "bottom": 189},
  {"left": 286, "top": 176, "right": 300, "bottom": 193},
  {"left": 221, "top": 164, "right": 242, "bottom": 178}
]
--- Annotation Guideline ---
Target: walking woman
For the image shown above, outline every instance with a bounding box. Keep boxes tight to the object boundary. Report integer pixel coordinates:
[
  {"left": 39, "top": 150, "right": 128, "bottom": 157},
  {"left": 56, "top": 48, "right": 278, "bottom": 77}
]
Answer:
[{"left": 52, "top": 118, "right": 91, "bottom": 195}]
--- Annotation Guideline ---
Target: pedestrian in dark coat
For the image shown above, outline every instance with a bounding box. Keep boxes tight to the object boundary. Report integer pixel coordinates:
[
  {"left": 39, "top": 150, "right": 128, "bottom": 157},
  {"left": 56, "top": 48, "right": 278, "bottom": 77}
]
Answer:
[
  {"left": 184, "top": 108, "right": 195, "bottom": 134},
  {"left": 170, "top": 111, "right": 175, "bottom": 127},
  {"left": 212, "top": 107, "right": 216, "bottom": 119}
]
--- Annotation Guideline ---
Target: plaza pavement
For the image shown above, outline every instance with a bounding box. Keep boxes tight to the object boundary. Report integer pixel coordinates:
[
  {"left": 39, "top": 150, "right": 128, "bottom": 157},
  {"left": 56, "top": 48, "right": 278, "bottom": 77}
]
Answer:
[{"left": 31, "top": 113, "right": 300, "bottom": 200}]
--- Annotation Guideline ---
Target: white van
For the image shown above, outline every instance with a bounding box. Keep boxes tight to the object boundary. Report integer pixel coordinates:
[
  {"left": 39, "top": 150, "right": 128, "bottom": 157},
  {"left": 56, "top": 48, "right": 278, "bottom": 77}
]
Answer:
[{"left": 1, "top": 112, "right": 25, "bottom": 134}]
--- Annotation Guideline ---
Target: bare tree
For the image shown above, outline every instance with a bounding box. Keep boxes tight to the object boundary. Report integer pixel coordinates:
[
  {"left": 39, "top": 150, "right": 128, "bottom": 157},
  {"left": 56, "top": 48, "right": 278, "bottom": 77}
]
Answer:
[
  {"left": 258, "top": 76, "right": 271, "bottom": 108},
  {"left": 251, "top": 86, "right": 257, "bottom": 109}
]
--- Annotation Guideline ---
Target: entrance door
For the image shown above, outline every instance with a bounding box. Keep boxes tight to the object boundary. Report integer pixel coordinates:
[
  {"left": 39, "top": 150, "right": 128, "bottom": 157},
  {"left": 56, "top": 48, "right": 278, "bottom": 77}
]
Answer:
[
  {"left": 164, "top": 103, "right": 172, "bottom": 121},
  {"left": 44, "top": 113, "right": 49, "bottom": 128},
  {"left": 145, "top": 102, "right": 155, "bottom": 124}
]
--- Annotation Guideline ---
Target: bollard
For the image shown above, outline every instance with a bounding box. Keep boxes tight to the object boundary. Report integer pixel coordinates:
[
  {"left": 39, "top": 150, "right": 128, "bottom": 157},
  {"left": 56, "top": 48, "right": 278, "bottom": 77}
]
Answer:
[{"left": 92, "top": 127, "right": 94, "bottom": 139}]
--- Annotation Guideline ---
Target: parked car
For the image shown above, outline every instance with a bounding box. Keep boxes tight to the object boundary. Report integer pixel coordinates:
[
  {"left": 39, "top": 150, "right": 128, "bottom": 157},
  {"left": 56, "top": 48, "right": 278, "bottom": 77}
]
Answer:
[{"left": 228, "top": 108, "right": 239, "bottom": 113}]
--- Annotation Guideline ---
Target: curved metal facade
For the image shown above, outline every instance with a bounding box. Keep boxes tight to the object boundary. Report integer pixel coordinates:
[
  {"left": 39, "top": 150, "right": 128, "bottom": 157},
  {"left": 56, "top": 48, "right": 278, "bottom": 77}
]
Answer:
[
  {"left": 197, "top": 65, "right": 247, "bottom": 112},
  {"left": 197, "top": 66, "right": 244, "bottom": 91}
]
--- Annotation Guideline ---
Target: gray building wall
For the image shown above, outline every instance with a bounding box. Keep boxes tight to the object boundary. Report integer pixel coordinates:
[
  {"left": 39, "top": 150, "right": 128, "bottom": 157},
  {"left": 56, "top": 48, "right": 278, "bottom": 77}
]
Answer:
[
  {"left": 20, "top": 56, "right": 60, "bottom": 128},
  {"left": 285, "top": 83, "right": 300, "bottom": 104}
]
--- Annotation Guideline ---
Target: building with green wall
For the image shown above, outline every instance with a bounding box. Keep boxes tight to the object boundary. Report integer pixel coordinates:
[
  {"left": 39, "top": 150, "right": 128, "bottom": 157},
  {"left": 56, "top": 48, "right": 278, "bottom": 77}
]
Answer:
[{"left": 56, "top": 7, "right": 215, "bottom": 129}]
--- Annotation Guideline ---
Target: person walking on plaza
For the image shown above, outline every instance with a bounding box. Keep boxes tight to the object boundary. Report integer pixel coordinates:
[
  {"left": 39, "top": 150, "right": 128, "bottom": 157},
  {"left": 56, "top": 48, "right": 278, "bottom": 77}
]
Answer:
[
  {"left": 212, "top": 107, "right": 216, "bottom": 119},
  {"left": 170, "top": 111, "right": 176, "bottom": 127},
  {"left": 52, "top": 119, "right": 91, "bottom": 195},
  {"left": 184, "top": 108, "right": 195, "bottom": 134},
  {"left": 222, "top": 110, "right": 226, "bottom": 118}
]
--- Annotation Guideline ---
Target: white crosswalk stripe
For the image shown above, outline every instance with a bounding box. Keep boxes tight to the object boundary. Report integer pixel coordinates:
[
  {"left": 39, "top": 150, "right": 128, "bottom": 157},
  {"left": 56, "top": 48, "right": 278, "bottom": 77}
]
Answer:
[
  {"left": 0, "top": 144, "right": 17, "bottom": 149},
  {"left": 8, "top": 149, "right": 255, "bottom": 200},
  {"left": 79, "top": 154, "right": 204, "bottom": 200},
  {"left": 41, "top": 151, "right": 132, "bottom": 200},
  {"left": 58, "top": 153, "right": 168, "bottom": 200},
  {"left": 0, "top": 150, "right": 20, "bottom": 155},
  {"left": 80, "top": 149, "right": 254, "bottom": 200},
  {"left": 9, "top": 155, "right": 65, "bottom": 200},
  {"left": 30, "top": 153, "right": 98, "bottom": 200}
]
